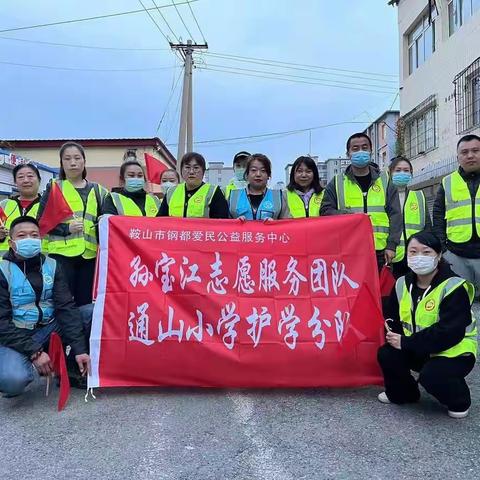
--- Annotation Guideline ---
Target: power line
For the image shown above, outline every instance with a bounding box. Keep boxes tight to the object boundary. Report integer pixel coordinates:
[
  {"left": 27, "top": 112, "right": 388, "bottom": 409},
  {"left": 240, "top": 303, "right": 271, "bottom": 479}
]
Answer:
[
  {"left": 186, "top": 0, "right": 207, "bottom": 43},
  {"left": 171, "top": 1, "right": 196, "bottom": 41},
  {"left": 0, "top": 35, "right": 170, "bottom": 51},
  {"left": 195, "top": 52, "right": 398, "bottom": 84},
  {"left": 165, "top": 85, "right": 184, "bottom": 143},
  {"left": 203, "top": 62, "right": 398, "bottom": 92},
  {"left": 0, "top": 60, "right": 179, "bottom": 72},
  {"left": 203, "top": 51, "right": 398, "bottom": 79},
  {"left": 138, "top": 0, "right": 170, "bottom": 43},
  {"left": 0, "top": 0, "right": 200, "bottom": 34},
  {"left": 151, "top": 0, "right": 181, "bottom": 42},
  {"left": 156, "top": 66, "right": 184, "bottom": 133},
  {"left": 197, "top": 66, "right": 397, "bottom": 94}
]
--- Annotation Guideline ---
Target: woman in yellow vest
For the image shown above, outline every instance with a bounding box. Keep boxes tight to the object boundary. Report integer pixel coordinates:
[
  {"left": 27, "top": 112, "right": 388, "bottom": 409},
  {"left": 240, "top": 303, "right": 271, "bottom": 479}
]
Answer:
[
  {"left": 102, "top": 161, "right": 161, "bottom": 216},
  {"left": 286, "top": 156, "right": 324, "bottom": 218},
  {"left": 38, "top": 142, "right": 108, "bottom": 307},
  {"left": 389, "top": 157, "right": 431, "bottom": 278},
  {"left": 0, "top": 163, "right": 44, "bottom": 255},
  {"left": 157, "top": 152, "right": 229, "bottom": 218},
  {"left": 377, "top": 231, "right": 477, "bottom": 418}
]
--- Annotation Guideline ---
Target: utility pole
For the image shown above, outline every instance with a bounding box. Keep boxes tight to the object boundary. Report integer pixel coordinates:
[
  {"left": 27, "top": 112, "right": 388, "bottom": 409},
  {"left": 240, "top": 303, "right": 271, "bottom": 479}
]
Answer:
[{"left": 170, "top": 40, "right": 208, "bottom": 171}]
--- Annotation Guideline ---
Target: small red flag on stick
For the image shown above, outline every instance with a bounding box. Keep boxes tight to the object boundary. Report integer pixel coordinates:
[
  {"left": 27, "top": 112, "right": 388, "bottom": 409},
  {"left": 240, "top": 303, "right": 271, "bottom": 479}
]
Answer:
[
  {"left": 48, "top": 332, "right": 71, "bottom": 411},
  {"left": 379, "top": 266, "right": 396, "bottom": 298},
  {"left": 0, "top": 206, "right": 7, "bottom": 225},
  {"left": 144, "top": 152, "right": 167, "bottom": 184},
  {"left": 38, "top": 182, "right": 74, "bottom": 237}
]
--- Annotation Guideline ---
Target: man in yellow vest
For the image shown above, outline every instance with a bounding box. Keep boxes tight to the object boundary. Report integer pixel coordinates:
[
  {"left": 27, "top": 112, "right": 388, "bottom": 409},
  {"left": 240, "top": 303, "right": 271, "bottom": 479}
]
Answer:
[
  {"left": 321, "top": 132, "right": 402, "bottom": 270},
  {"left": 433, "top": 134, "right": 480, "bottom": 292},
  {"left": 223, "top": 151, "right": 250, "bottom": 200}
]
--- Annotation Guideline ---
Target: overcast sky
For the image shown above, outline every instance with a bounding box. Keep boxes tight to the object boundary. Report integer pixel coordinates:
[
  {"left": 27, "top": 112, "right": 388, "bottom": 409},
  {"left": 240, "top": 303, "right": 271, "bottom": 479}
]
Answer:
[{"left": 0, "top": 0, "right": 399, "bottom": 182}]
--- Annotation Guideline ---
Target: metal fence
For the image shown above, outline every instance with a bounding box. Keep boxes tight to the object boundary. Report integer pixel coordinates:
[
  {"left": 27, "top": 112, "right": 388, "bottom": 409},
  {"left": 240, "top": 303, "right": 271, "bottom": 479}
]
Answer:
[{"left": 410, "top": 155, "right": 457, "bottom": 187}]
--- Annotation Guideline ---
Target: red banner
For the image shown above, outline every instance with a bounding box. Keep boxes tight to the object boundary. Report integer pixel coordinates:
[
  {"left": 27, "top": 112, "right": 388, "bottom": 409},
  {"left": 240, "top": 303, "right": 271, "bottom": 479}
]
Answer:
[{"left": 89, "top": 214, "right": 384, "bottom": 388}]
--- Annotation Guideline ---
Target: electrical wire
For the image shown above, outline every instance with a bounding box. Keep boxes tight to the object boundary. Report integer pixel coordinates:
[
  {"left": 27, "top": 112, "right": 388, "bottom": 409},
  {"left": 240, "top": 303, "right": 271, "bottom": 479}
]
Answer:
[
  {"left": 151, "top": 0, "right": 181, "bottom": 43},
  {"left": 156, "top": 66, "right": 184, "bottom": 133},
  {"left": 171, "top": 1, "right": 196, "bottom": 41},
  {"left": 197, "top": 66, "right": 397, "bottom": 94},
  {"left": 138, "top": 0, "right": 170, "bottom": 43},
  {"left": 165, "top": 86, "right": 183, "bottom": 143},
  {"left": 0, "top": 0, "right": 200, "bottom": 33},
  {"left": 186, "top": 0, "right": 207, "bottom": 43}
]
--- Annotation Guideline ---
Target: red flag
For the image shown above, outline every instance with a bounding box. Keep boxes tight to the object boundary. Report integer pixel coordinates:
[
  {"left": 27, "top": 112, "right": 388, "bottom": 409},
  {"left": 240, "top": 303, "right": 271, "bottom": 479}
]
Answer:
[
  {"left": 39, "top": 182, "right": 74, "bottom": 236},
  {"left": 0, "top": 206, "right": 7, "bottom": 225},
  {"left": 379, "top": 266, "right": 396, "bottom": 298},
  {"left": 48, "top": 332, "right": 71, "bottom": 411},
  {"left": 144, "top": 152, "right": 167, "bottom": 184}
]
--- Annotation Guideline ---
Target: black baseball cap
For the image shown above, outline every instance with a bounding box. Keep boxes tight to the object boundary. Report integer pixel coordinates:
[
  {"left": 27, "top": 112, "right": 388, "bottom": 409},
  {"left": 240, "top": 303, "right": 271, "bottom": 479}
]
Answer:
[{"left": 233, "top": 151, "right": 251, "bottom": 163}]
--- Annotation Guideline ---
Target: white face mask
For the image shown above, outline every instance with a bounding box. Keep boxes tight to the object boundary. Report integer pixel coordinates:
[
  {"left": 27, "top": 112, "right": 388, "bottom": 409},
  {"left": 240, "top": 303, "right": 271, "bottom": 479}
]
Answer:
[
  {"left": 407, "top": 255, "right": 439, "bottom": 275},
  {"left": 160, "top": 181, "right": 175, "bottom": 193}
]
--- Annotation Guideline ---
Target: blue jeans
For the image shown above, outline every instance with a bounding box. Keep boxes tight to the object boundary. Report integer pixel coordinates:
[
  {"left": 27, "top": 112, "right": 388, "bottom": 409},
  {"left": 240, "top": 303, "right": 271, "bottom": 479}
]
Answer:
[{"left": 0, "top": 304, "right": 93, "bottom": 397}]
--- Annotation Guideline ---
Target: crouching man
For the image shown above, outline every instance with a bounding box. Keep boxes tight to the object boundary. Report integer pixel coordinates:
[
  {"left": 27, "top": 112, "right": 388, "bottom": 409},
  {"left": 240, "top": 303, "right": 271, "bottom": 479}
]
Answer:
[{"left": 0, "top": 216, "right": 90, "bottom": 397}]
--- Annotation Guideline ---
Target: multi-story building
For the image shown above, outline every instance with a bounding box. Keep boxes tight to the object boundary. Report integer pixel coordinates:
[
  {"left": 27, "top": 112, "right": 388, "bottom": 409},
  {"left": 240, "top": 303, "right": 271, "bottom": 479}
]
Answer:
[
  {"left": 4, "top": 138, "right": 176, "bottom": 191},
  {"left": 364, "top": 110, "right": 400, "bottom": 171},
  {"left": 390, "top": 0, "right": 480, "bottom": 207},
  {"left": 325, "top": 158, "right": 350, "bottom": 184},
  {"left": 317, "top": 160, "right": 328, "bottom": 186},
  {"left": 204, "top": 161, "right": 234, "bottom": 188}
]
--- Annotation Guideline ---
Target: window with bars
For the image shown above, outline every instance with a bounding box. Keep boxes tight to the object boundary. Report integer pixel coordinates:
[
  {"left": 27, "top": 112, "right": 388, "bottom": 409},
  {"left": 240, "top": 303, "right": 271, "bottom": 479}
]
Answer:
[
  {"left": 448, "top": 0, "right": 480, "bottom": 36},
  {"left": 407, "top": 7, "right": 437, "bottom": 75},
  {"left": 454, "top": 57, "right": 480, "bottom": 134},
  {"left": 402, "top": 95, "right": 438, "bottom": 159}
]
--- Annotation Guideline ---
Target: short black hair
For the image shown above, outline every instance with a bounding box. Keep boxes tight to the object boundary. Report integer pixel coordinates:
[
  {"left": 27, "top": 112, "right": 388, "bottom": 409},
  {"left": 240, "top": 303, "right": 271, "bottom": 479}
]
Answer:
[
  {"left": 245, "top": 154, "right": 272, "bottom": 178},
  {"left": 9, "top": 215, "right": 39, "bottom": 236},
  {"left": 59, "top": 141, "right": 87, "bottom": 180},
  {"left": 119, "top": 160, "right": 145, "bottom": 180},
  {"left": 457, "top": 134, "right": 480, "bottom": 150},
  {"left": 407, "top": 230, "right": 442, "bottom": 254},
  {"left": 389, "top": 156, "right": 413, "bottom": 174},
  {"left": 346, "top": 133, "right": 372, "bottom": 152},
  {"left": 180, "top": 152, "right": 206, "bottom": 172},
  {"left": 13, "top": 163, "right": 41, "bottom": 181},
  {"left": 233, "top": 151, "right": 251, "bottom": 165},
  {"left": 160, "top": 168, "right": 180, "bottom": 182},
  {"left": 287, "top": 156, "right": 323, "bottom": 194}
]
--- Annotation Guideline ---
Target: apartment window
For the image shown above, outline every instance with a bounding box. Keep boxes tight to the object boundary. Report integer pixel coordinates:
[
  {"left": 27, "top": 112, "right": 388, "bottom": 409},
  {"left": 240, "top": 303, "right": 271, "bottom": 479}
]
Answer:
[
  {"left": 449, "top": 0, "right": 480, "bottom": 36},
  {"left": 402, "top": 95, "right": 437, "bottom": 159},
  {"left": 454, "top": 57, "right": 480, "bottom": 133},
  {"left": 407, "top": 8, "right": 436, "bottom": 75},
  {"left": 381, "top": 123, "right": 387, "bottom": 142}
]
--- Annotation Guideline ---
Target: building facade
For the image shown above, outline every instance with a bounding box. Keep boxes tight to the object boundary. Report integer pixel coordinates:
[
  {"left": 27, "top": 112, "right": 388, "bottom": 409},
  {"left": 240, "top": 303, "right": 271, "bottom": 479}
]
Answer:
[
  {"left": 4, "top": 138, "right": 176, "bottom": 191},
  {"left": 391, "top": 0, "right": 480, "bottom": 207},
  {"left": 325, "top": 158, "right": 350, "bottom": 184},
  {"left": 364, "top": 110, "right": 400, "bottom": 171},
  {"left": 204, "top": 161, "right": 234, "bottom": 188},
  {"left": 317, "top": 160, "right": 328, "bottom": 186}
]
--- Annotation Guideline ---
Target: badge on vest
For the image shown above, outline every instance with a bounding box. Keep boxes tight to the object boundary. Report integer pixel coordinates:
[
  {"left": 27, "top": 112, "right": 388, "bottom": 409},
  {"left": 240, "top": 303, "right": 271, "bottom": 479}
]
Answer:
[
  {"left": 410, "top": 202, "right": 418, "bottom": 211},
  {"left": 425, "top": 299, "right": 435, "bottom": 312},
  {"left": 43, "top": 274, "right": 54, "bottom": 285},
  {"left": 372, "top": 184, "right": 381, "bottom": 193},
  {"left": 263, "top": 201, "right": 273, "bottom": 210},
  {"left": 194, "top": 196, "right": 204, "bottom": 204},
  {"left": 313, "top": 196, "right": 321, "bottom": 205}
]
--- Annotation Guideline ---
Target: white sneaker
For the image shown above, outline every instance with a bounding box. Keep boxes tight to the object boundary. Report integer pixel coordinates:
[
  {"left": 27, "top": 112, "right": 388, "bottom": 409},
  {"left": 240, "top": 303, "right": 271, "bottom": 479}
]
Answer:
[
  {"left": 377, "top": 392, "right": 391, "bottom": 404},
  {"left": 448, "top": 409, "right": 469, "bottom": 419}
]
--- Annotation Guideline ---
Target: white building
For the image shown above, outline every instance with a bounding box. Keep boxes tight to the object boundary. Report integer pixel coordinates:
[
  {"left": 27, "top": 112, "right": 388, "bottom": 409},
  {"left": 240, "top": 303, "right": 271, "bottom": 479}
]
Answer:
[
  {"left": 325, "top": 158, "right": 350, "bottom": 184},
  {"left": 391, "top": 0, "right": 480, "bottom": 200},
  {"left": 204, "top": 161, "right": 234, "bottom": 188},
  {"left": 317, "top": 161, "right": 328, "bottom": 186}
]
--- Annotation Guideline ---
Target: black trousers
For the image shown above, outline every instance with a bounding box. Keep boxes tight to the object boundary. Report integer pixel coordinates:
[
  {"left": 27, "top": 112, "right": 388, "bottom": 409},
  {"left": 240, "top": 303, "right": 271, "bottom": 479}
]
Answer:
[
  {"left": 50, "top": 254, "right": 96, "bottom": 307},
  {"left": 377, "top": 344, "right": 475, "bottom": 412}
]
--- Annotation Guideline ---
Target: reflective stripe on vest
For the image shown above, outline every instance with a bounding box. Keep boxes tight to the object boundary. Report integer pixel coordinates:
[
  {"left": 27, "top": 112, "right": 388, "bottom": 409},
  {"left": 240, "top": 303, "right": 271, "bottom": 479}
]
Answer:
[
  {"left": 335, "top": 173, "right": 390, "bottom": 250},
  {"left": 47, "top": 180, "right": 106, "bottom": 259},
  {"left": 393, "top": 190, "right": 426, "bottom": 263},
  {"left": 110, "top": 192, "right": 160, "bottom": 217},
  {"left": 286, "top": 190, "right": 323, "bottom": 218},
  {"left": 0, "top": 257, "right": 56, "bottom": 330},
  {"left": 229, "top": 188, "right": 282, "bottom": 220},
  {"left": 396, "top": 276, "right": 477, "bottom": 358},
  {"left": 443, "top": 171, "right": 480, "bottom": 243},
  {"left": 167, "top": 183, "right": 216, "bottom": 217}
]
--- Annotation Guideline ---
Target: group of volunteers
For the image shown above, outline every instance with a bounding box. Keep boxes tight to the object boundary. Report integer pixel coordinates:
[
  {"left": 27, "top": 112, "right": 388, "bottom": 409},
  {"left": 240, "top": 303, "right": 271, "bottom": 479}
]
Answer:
[{"left": 0, "top": 131, "right": 479, "bottom": 419}]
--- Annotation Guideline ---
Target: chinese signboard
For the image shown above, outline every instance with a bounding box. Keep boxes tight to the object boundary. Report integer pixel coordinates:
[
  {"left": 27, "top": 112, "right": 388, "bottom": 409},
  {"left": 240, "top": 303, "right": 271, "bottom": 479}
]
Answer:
[{"left": 89, "top": 214, "right": 384, "bottom": 388}]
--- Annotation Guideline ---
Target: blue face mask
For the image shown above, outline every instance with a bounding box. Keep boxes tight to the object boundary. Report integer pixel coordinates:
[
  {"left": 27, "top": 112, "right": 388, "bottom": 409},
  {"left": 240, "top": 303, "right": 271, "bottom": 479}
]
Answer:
[
  {"left": 392, "top": 172, "right": 412, "bottom": 187},
  {"left": 15, "top": 238, "right": 42, "bottom": 259},
  {"left": 350, "top": 151, "right": 371, "bottom": 168},
  {"left": 234, "top": 167, "right": 246, "bottom": 181},
  {"left": 125, "top": 178, "right": 145, "bottom": 192}
]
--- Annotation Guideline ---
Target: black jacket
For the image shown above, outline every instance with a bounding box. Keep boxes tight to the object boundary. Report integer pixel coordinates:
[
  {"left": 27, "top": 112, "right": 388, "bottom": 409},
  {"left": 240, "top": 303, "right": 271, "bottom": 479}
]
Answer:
[
  {"left": 157, "top": 183, "right": 229, "bottom": 219},
  {"left": 0, "top": 250, "right": 88, "bottom": 357},
  {"left": 320, "top": 165, "right": 402, "bottom": 251},
  {"left": 102, "top": 189, "right": 150, "bottom": 216},
  {"left": 432, "top": 167, "right": 480, "bottom": 258},
  {"left": 385, "top": 262, "right": 473, "bottom": 357}
]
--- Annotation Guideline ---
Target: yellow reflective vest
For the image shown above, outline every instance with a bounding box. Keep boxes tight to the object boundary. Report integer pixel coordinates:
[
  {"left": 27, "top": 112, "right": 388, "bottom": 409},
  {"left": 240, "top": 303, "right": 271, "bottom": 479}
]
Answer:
[
  {"left": 286, "top": 190, "right": 323, "bottom": 218},
  {"left": 109, "top": 192, "right": 160, "bottom": 217},
  {"left": 0, "top": 197, "right": 48, "bottom": 254},
  {"left": 393, "top": 189, "right": 427, "bottom": 263},
  {"left": 335, "top": 172, "right": 390, "bottom": 250},
  {"left": 167, "top": 183, "right": 217, "bottom": 217},
  {"left": 443, "top": 171, "right": 480, "bottom": 243},
  {"left": 396, "top": 275, "right": 477, "bottom": 358},
  {"left": 46, "top": 180, "right": 108, "bottom": 259}
]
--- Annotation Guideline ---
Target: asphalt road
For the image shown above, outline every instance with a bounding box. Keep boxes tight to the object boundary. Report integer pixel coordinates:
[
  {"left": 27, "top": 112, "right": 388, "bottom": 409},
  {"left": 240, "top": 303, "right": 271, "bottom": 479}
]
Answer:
[{"left": 2, "top": 310, "right": 480, "bottom": 480}]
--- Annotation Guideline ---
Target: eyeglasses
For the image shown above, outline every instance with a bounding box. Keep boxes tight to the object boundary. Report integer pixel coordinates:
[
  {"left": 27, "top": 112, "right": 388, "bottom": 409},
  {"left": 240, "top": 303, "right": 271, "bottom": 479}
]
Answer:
[{"left": 182, "top": 165, "right": 202, "bottom": 173}]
